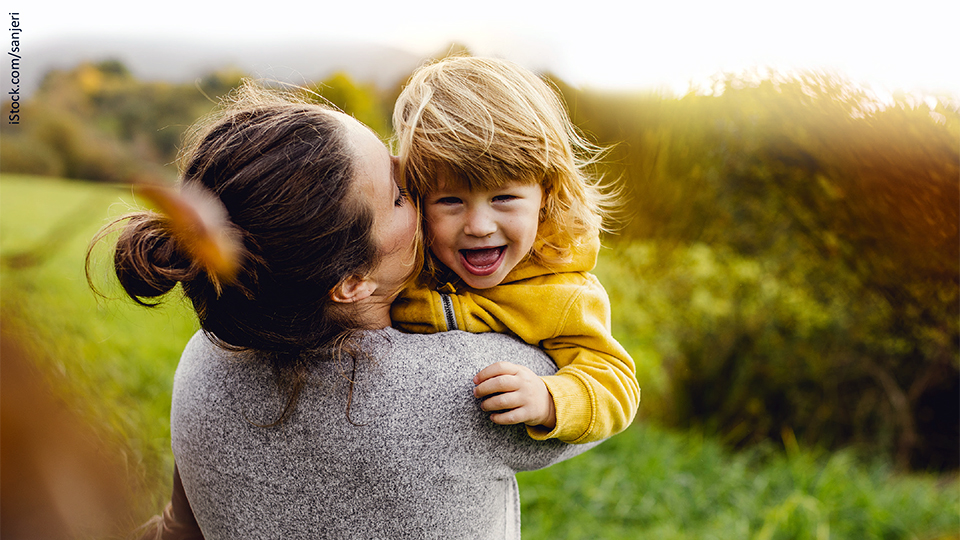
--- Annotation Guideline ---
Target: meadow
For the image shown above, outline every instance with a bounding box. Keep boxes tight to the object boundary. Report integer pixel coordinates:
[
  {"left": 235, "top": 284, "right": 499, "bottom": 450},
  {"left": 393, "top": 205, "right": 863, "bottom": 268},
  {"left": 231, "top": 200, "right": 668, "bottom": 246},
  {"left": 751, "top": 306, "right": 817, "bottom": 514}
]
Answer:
[{"left": 2, "top": 173, "right": 957, "bottom": 539}]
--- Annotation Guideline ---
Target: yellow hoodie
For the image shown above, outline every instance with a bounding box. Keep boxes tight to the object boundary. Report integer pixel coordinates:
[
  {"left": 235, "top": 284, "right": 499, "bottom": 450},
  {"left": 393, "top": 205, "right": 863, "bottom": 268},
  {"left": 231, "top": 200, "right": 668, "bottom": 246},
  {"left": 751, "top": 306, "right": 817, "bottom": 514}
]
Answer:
[{"left": 391, "top": 232, "right": 640, "bottom": 444}]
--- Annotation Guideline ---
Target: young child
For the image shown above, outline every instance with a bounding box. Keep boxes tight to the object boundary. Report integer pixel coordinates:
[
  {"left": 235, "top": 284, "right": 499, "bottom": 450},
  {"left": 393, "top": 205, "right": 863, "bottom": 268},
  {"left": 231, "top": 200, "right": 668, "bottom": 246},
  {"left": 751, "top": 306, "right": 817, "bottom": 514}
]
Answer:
[{"left": 391, "top": 56, "right": 640, "bottom": 444}]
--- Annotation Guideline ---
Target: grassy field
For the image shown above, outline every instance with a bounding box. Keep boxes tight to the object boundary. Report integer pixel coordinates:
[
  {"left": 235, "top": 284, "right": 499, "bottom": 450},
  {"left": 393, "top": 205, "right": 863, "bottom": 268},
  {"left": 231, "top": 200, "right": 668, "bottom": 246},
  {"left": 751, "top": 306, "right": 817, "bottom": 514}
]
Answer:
[{"left": 2, "top": 174, "right": 958, "bottom": 539}]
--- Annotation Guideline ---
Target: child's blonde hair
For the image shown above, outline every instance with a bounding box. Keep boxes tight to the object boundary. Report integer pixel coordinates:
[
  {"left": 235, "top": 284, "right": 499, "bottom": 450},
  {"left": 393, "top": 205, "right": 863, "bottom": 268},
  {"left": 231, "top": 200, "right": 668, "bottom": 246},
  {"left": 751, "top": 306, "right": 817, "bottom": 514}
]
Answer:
[{"left": 393, "top": 55, "right": 615, "bottom": 266}]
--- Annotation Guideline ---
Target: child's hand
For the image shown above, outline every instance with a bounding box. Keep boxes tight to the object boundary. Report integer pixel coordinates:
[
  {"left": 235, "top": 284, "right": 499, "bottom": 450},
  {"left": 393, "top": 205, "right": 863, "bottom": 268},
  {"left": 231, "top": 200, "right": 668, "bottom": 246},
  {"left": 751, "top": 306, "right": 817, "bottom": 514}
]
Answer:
[{"left": 473, "top": 362, "right": 557, "bottom": 430}]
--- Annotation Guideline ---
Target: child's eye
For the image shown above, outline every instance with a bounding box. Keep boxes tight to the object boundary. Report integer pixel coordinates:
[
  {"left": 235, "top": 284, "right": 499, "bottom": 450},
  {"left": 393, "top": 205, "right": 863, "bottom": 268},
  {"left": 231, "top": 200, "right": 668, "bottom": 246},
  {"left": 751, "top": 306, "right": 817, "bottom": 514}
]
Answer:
[
  {"left": 434, "top": 196, "right": 462, "bottom": 205},
  {"left": 492, "top": 194, "right": 518, "bottom": 202},
  {"left": 395, "top": 187, "right": 410, "bottom": 207}
]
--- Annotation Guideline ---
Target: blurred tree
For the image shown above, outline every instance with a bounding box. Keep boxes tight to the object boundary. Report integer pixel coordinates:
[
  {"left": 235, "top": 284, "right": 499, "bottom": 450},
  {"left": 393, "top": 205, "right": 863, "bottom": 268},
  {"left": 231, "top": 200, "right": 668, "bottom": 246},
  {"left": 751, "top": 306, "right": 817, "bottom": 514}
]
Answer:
[
  {"left": 3, "top": 62, "right": 400, "bottom": 182},
  {"left": 557, "top": 71, "right": 959, "bottom": 469},
  {"left": 305, "top": 72, "right": 391, "bottom": 139},
  {"left": 4, "top": 61, "right": 244, "bottom": 182}
]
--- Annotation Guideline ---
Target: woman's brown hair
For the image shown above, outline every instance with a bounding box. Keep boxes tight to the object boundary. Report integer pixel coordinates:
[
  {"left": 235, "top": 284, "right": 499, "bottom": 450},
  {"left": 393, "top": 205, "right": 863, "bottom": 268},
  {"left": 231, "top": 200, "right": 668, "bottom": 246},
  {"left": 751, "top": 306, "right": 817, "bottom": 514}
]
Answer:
[{"left": 88, "top": 81, "right": 381, "bottom": 421}]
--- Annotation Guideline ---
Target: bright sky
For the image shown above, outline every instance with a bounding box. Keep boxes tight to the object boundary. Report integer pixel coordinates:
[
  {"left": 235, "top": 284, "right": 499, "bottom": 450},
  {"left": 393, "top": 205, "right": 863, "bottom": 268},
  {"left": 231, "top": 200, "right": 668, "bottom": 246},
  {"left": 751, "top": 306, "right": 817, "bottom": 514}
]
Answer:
[{"left": 21, "top": 0, "right": 960, "bottom": 97}]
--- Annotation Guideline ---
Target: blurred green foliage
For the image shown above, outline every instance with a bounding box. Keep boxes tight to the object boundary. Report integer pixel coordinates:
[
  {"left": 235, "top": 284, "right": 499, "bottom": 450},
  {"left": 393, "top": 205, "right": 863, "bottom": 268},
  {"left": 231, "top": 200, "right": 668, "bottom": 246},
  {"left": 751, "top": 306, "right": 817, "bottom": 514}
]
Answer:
[
  {"left": 0, "top": 60, "right": 395, "bottom": 182},
  {"left": 563, "top": 73, "right": 959, "bottom": 470},
  {"left": 303, "top": 71, "right": 393, "bottom": 138},
  {"left": 2, "top": 60, "right": 957, "bottom": 471}
]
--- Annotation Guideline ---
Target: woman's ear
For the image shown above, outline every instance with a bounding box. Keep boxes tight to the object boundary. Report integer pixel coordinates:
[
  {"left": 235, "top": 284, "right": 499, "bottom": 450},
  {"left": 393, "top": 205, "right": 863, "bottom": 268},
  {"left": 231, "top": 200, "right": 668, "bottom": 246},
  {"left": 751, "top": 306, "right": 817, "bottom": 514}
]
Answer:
[{"left": 329, "top": 274, "right": 377, "bottom": 304}]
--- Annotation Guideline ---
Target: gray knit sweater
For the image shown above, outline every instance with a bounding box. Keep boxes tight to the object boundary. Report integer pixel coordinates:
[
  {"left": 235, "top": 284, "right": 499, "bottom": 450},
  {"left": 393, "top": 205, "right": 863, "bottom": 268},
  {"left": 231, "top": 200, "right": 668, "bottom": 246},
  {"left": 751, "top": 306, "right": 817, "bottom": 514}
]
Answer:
[{"left": 171, "top": 328, "right": 598, "bottom": 539}]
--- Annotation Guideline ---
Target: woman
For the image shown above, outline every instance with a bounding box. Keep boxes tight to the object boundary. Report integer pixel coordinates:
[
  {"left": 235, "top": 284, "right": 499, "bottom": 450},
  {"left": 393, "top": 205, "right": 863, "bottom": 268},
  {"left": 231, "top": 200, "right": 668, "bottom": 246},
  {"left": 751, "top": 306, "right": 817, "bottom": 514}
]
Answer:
[{"left": 94, "top": 82, "right": 596, "bottom": 539}]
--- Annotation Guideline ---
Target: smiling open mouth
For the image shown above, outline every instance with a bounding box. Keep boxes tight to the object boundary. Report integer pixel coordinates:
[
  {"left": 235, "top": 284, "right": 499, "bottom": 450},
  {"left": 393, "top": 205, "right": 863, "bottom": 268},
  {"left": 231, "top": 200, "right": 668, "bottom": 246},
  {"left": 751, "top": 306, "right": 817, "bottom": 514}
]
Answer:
[{"left": 459, "top": 247, "right": 506, "bottom": 276}]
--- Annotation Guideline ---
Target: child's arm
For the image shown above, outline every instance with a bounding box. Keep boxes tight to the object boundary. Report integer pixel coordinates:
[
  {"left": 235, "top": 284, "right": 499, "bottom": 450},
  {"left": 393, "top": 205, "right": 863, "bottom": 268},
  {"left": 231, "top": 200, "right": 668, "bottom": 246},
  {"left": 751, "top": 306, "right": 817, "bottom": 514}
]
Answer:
[
  {"left": 534, "top": 280, "right": 640, "bottom": 444},
  {"left": 470, "top": 274, "right": 639, "bottom": 444},
  {"left": 391, "top": 270, "right": 640, "bottom": 444}
]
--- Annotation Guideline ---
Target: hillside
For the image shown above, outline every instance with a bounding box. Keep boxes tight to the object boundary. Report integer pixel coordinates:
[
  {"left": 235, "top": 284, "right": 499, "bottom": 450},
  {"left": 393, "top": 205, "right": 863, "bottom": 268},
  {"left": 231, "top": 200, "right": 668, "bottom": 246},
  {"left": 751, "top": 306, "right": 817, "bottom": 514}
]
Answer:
[{"left": 23, "top": 37, "right": 424, "bottom": 96}]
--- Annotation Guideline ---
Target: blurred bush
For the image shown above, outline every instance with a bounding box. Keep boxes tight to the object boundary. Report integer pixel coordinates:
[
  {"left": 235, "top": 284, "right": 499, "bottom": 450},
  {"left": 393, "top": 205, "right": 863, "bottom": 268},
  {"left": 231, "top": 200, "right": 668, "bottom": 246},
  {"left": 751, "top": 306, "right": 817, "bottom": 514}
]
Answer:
[
  {"left": 597, "top": 240, "right": 958, "bottom": 470},
  {"left": 303, "top": 71, "right": 393, "bottom": 139},
  {"left": 0, "top": 131, "right": 63, "bottom": 177},
  {"left": 571, "top": 72, "right": 959, "bottom": 470},
  {"left": 0, "top": 60, "right": 393, "bottom": 182}
]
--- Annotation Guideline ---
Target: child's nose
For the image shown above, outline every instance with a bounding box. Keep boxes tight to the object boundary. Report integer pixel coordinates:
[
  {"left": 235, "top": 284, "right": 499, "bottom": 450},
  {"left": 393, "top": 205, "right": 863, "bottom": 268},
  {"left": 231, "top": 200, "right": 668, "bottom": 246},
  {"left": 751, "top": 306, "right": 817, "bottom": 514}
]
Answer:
[{"left": 464, "top": 207, "right": 496, "bottom": 237}]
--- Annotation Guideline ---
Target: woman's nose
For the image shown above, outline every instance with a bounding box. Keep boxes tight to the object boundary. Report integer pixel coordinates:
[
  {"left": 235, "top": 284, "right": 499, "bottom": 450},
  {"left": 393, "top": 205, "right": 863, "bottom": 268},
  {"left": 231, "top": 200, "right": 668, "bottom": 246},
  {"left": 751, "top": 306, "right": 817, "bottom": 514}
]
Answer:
[{"left": 464, "top": 207, "right": 496, "bottom": 237}]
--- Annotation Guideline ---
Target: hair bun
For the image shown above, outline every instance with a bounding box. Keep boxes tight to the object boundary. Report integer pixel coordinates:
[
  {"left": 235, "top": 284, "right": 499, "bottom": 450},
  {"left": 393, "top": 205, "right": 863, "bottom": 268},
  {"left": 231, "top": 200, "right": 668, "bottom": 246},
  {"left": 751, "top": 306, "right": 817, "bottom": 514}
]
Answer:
[
  {"left": 137, "top": 183, "right": 243, "bottom": 293},
  {"left": 108, "top": 182, "right": 244, "bottom": 305},
  {"left": 113, "top": 213, "right": 196, "bottom": 304}
]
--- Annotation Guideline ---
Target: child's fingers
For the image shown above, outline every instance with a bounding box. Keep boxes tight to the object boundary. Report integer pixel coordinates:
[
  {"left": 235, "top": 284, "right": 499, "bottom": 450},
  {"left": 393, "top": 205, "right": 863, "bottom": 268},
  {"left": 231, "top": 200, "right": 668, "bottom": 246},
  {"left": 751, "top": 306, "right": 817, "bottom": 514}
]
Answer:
[
  {"left": 473, "top": 361, "right": 520, "bottom": 385},
  {"left": 473, "top": 363, "right": 554, "bottom": 427},
  {"left": 478, "top": 390, "right": 524, "bottom": 412},
  {"left": 489, "top": 408, "right": 534, "bottom": 426},
  {"left": 481, "top": 391, "right": 537, "bottom": 425},
  {"left": 473, "top": 362, "right": 525, "bottom": 399},
  {"left": 474, "top": 374, "right": 520, "bottom": 399}
]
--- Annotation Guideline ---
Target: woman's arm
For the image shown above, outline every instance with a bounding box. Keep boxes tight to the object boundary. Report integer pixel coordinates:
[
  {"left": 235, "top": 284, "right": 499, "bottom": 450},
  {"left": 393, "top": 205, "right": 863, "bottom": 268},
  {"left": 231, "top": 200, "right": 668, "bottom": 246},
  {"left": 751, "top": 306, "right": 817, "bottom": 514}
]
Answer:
[{"left": 136, "top": 464, "right": 203, "bottom": 540}]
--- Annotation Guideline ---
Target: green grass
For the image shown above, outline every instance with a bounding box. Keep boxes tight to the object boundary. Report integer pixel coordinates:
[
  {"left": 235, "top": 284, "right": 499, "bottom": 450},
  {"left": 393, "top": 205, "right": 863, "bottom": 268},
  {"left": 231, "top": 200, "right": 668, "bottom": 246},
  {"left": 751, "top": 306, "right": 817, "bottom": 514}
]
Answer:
[
  {"left": 1, "top": 174, "right": 200, "bottom": 525},
  {"left": 519, "top": 426, "right": 959, "bottom": 539},
  {"left": 2, "top": 174, "right": 958, "bottom": 539}
]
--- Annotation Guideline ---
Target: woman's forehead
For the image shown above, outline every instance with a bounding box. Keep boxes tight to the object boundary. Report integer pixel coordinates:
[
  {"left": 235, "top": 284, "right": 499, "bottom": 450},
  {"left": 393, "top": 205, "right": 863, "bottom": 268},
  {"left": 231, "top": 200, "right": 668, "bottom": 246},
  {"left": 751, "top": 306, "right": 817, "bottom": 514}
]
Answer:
[{"left": 335, "top": 112, "right": 390, "bottom": 169}]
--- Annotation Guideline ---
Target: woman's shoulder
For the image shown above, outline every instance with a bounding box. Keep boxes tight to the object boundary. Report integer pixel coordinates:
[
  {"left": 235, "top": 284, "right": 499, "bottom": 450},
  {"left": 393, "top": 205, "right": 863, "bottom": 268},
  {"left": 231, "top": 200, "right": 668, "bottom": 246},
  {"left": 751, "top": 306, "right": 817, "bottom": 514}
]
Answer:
[
  {"left": 173, "top": 331, "right": 273, "bottom": 407},
  {"left": 374, "top": 327, "right": 558, "bottom": 376},
  {"left": 177, "top": 331, "right": 255, "bottom": 373},
  {"left": 176, "top": 328, "right": 558, "bottom": 387}
]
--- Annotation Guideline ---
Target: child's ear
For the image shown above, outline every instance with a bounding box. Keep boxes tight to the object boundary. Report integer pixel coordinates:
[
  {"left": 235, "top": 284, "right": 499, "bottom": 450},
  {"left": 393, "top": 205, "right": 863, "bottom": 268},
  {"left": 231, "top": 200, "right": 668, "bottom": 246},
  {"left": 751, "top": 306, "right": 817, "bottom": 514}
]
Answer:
[{"left": 329, "top": 274, "right": 377, "bottom": 304}]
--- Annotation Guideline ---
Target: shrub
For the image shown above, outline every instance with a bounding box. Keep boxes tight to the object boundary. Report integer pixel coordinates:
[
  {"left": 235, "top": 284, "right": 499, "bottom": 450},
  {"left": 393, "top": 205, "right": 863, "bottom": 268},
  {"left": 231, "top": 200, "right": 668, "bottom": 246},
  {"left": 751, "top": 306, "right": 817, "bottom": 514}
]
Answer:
[
  {"left": 0, "top": 132, "right": 64, "bottom": 177},
  {"left": 570, "top": 72, "right": 959, "bottom": 470},
  {"left": 598, "top": 240, "right": 958, "bottom": 469}
]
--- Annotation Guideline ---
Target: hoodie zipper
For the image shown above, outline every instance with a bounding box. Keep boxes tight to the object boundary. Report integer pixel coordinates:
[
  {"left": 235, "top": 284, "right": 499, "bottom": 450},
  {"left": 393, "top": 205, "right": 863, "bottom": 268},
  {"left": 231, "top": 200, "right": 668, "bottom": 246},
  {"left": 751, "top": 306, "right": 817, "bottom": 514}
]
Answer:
[{"left": 439, "top": 294, "right": 458, "bottom": 331}]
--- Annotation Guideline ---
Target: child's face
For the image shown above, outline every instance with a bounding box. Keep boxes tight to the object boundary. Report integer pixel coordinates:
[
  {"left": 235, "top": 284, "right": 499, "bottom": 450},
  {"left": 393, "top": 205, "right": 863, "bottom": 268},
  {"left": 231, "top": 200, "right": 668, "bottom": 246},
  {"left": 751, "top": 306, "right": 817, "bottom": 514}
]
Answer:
[{"left": 424, "top": 173, "right": 543, "bottom": 290}]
